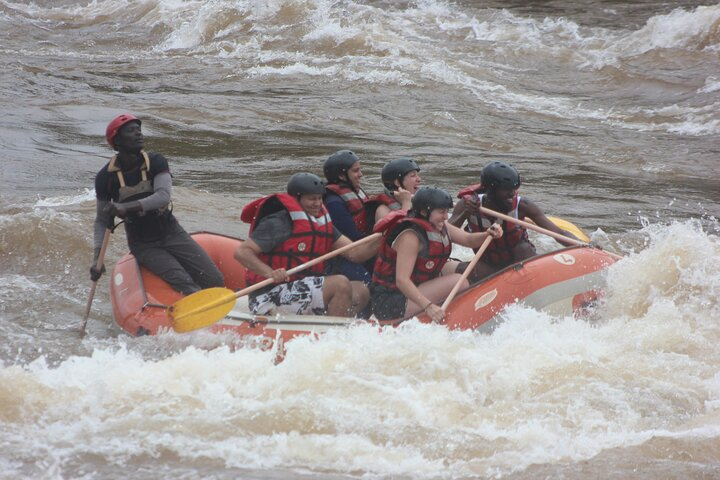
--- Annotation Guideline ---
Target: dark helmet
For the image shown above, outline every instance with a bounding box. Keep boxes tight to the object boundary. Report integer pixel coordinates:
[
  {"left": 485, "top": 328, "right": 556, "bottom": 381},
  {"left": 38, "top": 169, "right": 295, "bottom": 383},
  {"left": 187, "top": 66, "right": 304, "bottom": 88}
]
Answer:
[
  {"left": 287, "top": 172, "right": 326, "bottom": 197},
  {"left": 381, "top": 157, "right": 420, "bottom": 190},
  {"left": 323, "top": 150, "right": 360, "bottom": 184},
  {"left": 411, "top": 186, "right": 453, "bottom": 217},
  {"left": 480, "top": 161, "right": 520, "bottom": 190}
]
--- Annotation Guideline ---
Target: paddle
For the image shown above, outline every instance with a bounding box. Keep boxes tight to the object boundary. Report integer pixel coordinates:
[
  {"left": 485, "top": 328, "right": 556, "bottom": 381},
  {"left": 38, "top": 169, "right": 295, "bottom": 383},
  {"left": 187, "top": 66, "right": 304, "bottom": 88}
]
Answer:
[
  {"left": 440, "top": 221, "right": 500, "bottom": 311},
  {"left": 170, "top": 232, "right": 382, "bottom": 333},
  {"left": 222, "top": 310, "right": 354, "bottom": 328},
  {"left": 479, "top": 206, "right": 622, "bottom": 260},
  {"left": 81, "top": 228, "right": 111, "bottom": 337},
  {"left": 545, "top": 215, "right": 590, "bottom": 243}
]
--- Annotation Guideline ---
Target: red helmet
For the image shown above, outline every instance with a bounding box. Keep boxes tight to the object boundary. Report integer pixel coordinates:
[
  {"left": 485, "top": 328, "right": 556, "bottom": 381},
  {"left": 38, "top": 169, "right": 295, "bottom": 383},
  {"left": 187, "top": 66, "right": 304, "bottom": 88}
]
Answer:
[{"left": 105, "top": 114, "right": 141, "bottom": 148}]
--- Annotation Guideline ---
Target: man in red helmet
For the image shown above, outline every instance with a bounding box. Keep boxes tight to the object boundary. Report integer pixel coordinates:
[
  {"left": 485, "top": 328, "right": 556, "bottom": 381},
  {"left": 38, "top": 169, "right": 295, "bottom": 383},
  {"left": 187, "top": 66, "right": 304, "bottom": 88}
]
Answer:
[{"left": 90, "top": 114, "right": 224, "bottom": 294}]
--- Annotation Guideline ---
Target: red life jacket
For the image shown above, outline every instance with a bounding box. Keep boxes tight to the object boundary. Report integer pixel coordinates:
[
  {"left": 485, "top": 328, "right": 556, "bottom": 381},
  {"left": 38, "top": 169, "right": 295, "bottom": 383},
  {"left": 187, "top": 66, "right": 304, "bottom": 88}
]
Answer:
[
  {"left": 457, "top": 183, "right": 484, "bottom": 199},
  {"left": 325, "top": 183, "right": 371, "bottom": 235},
  {"left": 241, "top": 193, "right": 335, "bottom": 285},
  {"left": 458, "top": 187, "right": 529, "bottom": 266},
  {"left": 371, "top": 211, "right": 452, "bottom": 291},
  {"left": 365, "top": 191, "right": 402, "bottom": 229},
  {"left": 367, "top": 191, "right": 402, "bottom": 212}
]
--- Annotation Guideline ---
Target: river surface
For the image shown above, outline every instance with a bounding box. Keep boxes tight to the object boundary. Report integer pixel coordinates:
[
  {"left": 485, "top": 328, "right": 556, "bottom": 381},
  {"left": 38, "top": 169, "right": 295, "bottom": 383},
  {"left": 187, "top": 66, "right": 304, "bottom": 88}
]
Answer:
[{"left": 1, "top": 1, "right": 719, "bottom": 479}]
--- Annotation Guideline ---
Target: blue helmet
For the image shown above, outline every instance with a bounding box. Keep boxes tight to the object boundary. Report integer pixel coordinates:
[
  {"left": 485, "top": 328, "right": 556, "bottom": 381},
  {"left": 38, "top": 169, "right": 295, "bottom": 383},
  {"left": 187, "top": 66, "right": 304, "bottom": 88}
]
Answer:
[
  {"left": 287, "top": 172, "right": 325, "bottom": 197},
  {"left": 411, "top": 186, "right": 453, "bottom": 217},
  {"left": 481, "top": 161, "right": 520, "bottom": 190},
  {"left": 381, "top": 157, "right": 420, "bottom": 190},
  {"left": 323, "top": 150, "right": 360, "bottom": 184}
]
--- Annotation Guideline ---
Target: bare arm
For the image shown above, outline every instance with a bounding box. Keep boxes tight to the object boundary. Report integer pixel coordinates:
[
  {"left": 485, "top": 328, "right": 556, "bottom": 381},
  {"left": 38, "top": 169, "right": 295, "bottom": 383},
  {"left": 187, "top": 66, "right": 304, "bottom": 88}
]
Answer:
[
  {"left": 394, "top": 187, "right": 412, "bottom": 211},
  {"left": 521, "top": 198, "right": 579, "bottom": 245},
  {"left": 448, "top": 197, "right": 469, "bottom": 227},
  {"left": 374, "top": 204, "right": 390, "bottom": 224},
  {"left": 234, "top": 239, "right": 289, "bottom": 283},
  {"left": 446, "top": 221, "right": 502, "bottom": 249},
  {"left": 333, "top": 234, "right": 381, "bottom": 263}
]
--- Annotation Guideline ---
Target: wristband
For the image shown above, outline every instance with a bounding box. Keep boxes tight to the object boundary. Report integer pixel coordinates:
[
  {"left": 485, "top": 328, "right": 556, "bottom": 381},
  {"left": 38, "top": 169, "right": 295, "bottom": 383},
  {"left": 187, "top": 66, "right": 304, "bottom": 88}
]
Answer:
[{"left": 423, "top": 301, "right": 433, "bottom": 311}]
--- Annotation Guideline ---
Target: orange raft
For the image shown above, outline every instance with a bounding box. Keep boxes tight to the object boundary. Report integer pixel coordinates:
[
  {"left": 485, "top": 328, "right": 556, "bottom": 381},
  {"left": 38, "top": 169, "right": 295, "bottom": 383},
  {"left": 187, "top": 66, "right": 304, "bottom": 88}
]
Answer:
[{"left": 110, "top": 232, "right": 618, "bottom": 340}]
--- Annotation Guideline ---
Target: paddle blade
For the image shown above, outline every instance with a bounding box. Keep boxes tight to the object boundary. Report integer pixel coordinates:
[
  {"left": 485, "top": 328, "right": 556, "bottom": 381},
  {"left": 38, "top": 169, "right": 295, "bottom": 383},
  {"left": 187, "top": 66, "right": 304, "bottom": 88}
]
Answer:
[
  {"left": 170, "top": 287, "right": 237, "bottom": 333},
  {"left": 547, "top": 216, "right": 591, "bottom": 243}
]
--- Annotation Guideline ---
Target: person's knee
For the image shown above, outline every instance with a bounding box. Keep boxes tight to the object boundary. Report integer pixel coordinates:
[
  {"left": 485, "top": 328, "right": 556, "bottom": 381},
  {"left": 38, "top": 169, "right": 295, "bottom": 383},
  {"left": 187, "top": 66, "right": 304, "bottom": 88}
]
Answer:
[
  {"left": 163, "top": 269, "right": 201, "bottom": 295},
  {"left": 202, "top": 268, "right": 225, "bottom": 288},
  {"left": 323, "top": 275, "right": 353, "bottom": 303},
  {"left": 514, "top": 242, "right": 536, "bottom": 261},
  {"left": 352, "top": 282, "right": 370, "bottom": 306}
]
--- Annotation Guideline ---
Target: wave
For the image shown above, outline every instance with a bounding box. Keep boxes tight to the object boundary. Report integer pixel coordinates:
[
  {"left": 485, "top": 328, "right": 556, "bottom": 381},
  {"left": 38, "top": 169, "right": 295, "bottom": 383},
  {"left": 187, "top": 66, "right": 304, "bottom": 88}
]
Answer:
[
  {"left": 4, "top": 1, "right": 718, "bottom": 59},
  {"left": 1, "top": 218, "right": 719, "bottom": 478},
  {"left": 3, "top": 1, "right": 717, "bottom": 136}
]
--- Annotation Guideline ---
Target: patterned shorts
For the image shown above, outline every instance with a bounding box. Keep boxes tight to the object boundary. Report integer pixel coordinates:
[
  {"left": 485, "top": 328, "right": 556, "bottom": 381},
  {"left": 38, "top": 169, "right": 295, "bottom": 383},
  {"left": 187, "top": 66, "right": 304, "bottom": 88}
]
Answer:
[{"left": 249, "top": 276, "right": 326, "bottom": 316}]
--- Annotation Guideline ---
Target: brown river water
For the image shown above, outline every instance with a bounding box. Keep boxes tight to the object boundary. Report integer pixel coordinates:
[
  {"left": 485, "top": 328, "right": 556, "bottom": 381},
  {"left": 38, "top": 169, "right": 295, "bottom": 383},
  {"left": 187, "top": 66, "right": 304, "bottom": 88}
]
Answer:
[{"left": 1, "top": 0, "right": 719, "bottom": 479}]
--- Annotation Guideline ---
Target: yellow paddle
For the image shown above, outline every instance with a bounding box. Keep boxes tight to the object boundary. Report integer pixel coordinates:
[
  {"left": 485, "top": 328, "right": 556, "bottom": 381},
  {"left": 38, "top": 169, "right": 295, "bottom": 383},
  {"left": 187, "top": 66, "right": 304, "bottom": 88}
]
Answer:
[
  {"left": 170, "top": 232, "right": 382, "bottom": 333},
  {"left": 545, "top": 216, "right": 590, "bottom": 243},
  {"left": 479, "top": 206, "right": 622, "bottom": 260},
  {"left": 81, "top": 228, "right": 111, "bottom": 338}
]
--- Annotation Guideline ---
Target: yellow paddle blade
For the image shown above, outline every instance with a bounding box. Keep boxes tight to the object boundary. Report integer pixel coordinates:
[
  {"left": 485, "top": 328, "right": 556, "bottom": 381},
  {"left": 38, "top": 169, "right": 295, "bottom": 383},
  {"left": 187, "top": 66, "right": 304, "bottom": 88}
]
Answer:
[
  {"left": 170, "top": 287, "right": 238, "bottom": 333},
  {"left": 547, "top": 216, "right": 591, "bottom": 243}
]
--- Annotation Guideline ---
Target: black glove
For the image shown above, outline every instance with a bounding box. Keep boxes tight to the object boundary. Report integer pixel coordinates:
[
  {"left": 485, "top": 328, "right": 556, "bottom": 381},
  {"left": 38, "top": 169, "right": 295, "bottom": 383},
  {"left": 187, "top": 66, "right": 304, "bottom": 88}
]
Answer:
[
  {"left": 90, "top": 264, "right": 106, "bottom": 282},
  {"left": 104, "top": 201, "right": 142, "bottom": 219}
]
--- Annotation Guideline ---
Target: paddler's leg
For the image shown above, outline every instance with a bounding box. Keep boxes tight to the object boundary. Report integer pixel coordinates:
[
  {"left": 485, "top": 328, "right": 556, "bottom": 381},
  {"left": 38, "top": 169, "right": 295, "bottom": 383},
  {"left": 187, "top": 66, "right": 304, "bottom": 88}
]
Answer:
[
  {"left": 404, "top": 273, "right": 467, "bottom": 318},
  {"left": 322, "top": 274, "right": 360, "bottom": 317},
  {"left": 131, "top": 242, "right": 203, "bottom": 295},
  {"left": 512, "top": 239, "right": 536, "bottom": 262},
  {"left": 159, "top": 223, "right": 225, "bottom": 289},
  {"left": 455, "top": 260, "right": 499, "bottom": 284},
  {"left": 349, "top": 280, "right": 370, "bottom": 318}
]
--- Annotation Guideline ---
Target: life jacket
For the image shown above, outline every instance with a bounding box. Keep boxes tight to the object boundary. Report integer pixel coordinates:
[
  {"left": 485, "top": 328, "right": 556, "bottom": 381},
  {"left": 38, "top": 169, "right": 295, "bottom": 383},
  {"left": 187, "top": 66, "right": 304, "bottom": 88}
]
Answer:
[
  {"left": 365, "top": 189, "right": 402, "bottom": 229},
  {"left": 108, "top": 151, "right": 154, "bottom": 203},
  {"left": 457, "top": 183, "right": 485, "bottom": 199},
  {"left": 241, "top": 193, "right": 335, "bottom": 286},
  {"left": 371, "top": 210, "right": 452, "bottom": 290},
  {"left": 458, "top": 187, "right": 528, "bottom": 266},
  {"left": 325, "top": 183, "right": 371, "bottom": 235},
  {"left": 107, "top": 151, "right": 173, "bottom": 241},
  {"left": 368, "top": 189, "right": 402, "bottom": 211}
]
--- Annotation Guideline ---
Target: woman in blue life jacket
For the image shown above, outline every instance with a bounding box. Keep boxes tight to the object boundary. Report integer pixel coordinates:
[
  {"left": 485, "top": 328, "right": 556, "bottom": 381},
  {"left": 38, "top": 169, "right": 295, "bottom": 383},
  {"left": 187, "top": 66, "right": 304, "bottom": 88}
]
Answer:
[
  {"left": 370, "top": 186, "right": 502, "bottom": 323},
  {"left": 90, "top": 114, "right": 223, "bottom": 295},
  {"left": 322, "top": 150, "right": 374, "bottom": 283}
]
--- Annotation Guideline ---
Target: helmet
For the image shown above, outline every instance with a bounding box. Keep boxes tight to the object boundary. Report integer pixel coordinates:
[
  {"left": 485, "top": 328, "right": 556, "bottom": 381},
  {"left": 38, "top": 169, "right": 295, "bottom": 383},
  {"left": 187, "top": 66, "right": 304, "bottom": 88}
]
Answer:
[
  {"left": 287, "top": 172, "right": 326, "bottom": 197},
  {"left": 411, "top": 186, "right": 453, "bottom": 217},
  {"left": 480, "top": 161, "right": 520, "bottom": 190},
  {"left": 106, "top": 114, "right": 141, "bottom": 149},
  {"left": 323, "top": 150, "right": 359, "bottom": 184},
  {"left": 381, "top": 157, "right": 420, "bottom": 190}
]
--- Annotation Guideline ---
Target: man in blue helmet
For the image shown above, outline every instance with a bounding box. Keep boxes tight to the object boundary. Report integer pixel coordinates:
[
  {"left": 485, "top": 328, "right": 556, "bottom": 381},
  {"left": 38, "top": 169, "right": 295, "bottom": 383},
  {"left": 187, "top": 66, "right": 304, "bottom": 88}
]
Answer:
[{"left": 449, "top": 161, "right": 579, "bottom": 281}]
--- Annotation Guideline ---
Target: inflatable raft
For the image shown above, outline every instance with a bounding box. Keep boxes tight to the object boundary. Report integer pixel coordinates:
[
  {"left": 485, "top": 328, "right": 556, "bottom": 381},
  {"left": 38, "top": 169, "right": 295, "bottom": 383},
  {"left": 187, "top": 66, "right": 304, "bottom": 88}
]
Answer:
[{"left": 110, "top": 232, "right": 618, "bottom": 342}]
